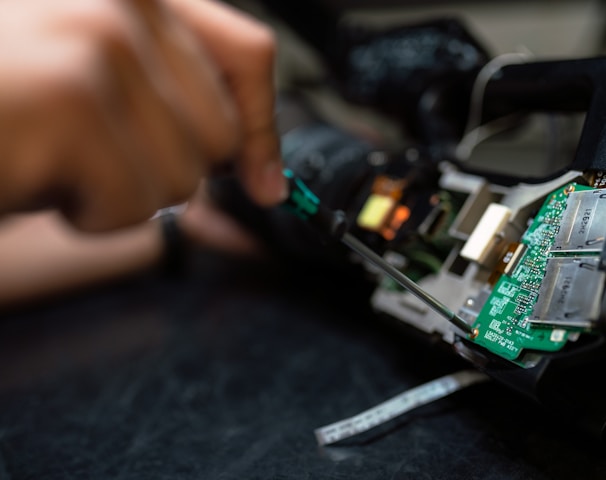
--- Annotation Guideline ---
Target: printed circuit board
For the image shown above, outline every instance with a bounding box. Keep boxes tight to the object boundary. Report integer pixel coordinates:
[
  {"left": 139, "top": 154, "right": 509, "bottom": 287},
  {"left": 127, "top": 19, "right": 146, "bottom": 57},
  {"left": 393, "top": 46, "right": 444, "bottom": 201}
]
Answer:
[{"left": 469, "top": 183, "right": 605, "bottom": 361}]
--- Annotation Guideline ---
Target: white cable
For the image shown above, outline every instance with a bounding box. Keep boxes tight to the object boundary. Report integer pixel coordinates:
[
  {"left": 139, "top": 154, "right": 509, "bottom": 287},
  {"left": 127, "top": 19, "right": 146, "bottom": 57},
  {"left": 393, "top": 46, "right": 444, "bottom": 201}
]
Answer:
[
  {"left": 314, "top": 369, "right": 490, "bottom": 446},
  {"left": 456, "top": 52, "right": 532, "bottom": 161},
  {"left": 456, "top": 113, "right": 524, "bottom": 161}
]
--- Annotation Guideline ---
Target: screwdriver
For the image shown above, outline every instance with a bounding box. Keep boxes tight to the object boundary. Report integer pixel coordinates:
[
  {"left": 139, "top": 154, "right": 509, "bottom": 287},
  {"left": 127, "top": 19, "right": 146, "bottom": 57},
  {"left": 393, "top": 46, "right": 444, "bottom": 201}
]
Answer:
[{"left": 282, "top": 169, "right": 478, "bottom": 338}]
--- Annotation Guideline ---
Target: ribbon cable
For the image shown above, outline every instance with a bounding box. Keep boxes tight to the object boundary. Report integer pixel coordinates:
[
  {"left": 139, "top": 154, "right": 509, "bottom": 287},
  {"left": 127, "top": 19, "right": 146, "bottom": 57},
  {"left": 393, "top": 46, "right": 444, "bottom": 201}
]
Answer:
[{"left": 314, "top": 369, "right": 490, "bottom": 446}]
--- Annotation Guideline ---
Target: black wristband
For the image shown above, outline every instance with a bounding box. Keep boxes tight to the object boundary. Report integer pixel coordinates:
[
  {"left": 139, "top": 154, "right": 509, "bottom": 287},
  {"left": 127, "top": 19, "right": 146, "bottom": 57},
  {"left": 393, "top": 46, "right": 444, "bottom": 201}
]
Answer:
[{"left": 160, "top": 212, "right": 188, "bottom": 277}]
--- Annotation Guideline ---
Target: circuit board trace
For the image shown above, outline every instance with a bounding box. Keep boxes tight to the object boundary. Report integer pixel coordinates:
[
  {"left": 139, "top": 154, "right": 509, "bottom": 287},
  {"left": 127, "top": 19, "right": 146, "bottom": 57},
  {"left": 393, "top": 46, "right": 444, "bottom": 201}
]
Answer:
[{"left": 470, "top": 184, "right": 597, "bottom": 361}]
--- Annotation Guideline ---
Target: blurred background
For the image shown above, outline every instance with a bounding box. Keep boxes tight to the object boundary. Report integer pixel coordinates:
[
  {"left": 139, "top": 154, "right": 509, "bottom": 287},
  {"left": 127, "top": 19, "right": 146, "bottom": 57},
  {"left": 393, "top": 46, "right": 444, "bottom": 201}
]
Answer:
[{"left": 231, "top": 0, "right": 606, "bottom": 176}]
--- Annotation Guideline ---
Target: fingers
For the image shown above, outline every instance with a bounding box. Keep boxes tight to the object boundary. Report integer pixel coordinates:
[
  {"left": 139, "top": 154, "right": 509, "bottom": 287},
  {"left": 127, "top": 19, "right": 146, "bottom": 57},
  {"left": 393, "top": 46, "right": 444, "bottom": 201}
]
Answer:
[
  {"left": 178, "top": 181, "right": 262, "bottom": 255},
  {"left": 0, "top": 0, "right": 248, "bottom": 231},
  {"left": 165, "top": 0, "right": 287, "bottom": 206},
  {"left": 58, "top": 92, "right": 160, "bottom": 231},
  {"left": 100, "top": 23, "right": 202, "bottom": 207},
  {"left": 0, "top": 0, "right": 284, "bottom": 232},
  {"left": 69, "top": 0, "right": 224, "bottom": 230},
  {"left": 124, "top": 0, "right": 241, "bottom": 163},
  {"left": 67, "top": 0, "right": 242, "bottom": 199},
  {"left": 0, "top": 71, "right": 161, "bottom": 231}
]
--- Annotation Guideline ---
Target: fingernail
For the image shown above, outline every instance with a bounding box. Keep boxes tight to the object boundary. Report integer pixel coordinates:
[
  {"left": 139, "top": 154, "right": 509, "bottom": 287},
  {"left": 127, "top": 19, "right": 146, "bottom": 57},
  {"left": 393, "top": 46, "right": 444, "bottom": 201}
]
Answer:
[{"left": 263, "top": 161, "right": 289, "bottom": 204}]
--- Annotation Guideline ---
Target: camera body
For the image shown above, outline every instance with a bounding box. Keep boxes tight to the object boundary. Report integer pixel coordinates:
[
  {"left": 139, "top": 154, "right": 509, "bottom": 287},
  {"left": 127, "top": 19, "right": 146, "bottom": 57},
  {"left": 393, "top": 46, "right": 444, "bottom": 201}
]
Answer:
[{"left": 214, "top": 15, "right": 606, "bottom": 438}]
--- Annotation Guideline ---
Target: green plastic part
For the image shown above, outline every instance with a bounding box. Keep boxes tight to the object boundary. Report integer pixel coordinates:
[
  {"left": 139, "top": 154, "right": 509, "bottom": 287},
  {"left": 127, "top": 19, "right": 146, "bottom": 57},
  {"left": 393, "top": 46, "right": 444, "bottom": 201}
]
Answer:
[
  {"left": 470, "top": 183, "right": 594, "bottom": 362},
  {"left": 282, "top": 169, "right": 319, "bottom": 220}
]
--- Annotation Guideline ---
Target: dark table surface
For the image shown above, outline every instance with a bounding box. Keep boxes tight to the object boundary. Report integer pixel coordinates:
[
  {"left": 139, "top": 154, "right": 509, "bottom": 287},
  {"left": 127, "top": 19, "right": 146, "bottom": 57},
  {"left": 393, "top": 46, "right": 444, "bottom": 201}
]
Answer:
[{"left": 1, "top": 252, "right": 605, "bottom": 480}]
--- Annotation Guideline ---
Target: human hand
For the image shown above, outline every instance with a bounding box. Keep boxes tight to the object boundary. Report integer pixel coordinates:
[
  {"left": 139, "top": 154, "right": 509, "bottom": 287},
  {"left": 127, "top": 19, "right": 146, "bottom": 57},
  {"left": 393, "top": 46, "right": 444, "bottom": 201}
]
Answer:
[
  {"left": 0, "top": 0, "right": 285, "bottom": 232},
  {"left": 177, "top": 180, "right": 262, "bottom": 255}
]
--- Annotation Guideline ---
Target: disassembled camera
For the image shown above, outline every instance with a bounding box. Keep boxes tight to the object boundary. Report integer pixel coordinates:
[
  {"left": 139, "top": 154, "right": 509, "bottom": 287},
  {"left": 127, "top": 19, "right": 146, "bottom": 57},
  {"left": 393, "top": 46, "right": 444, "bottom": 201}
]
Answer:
[
  {"left": 215, "top": 5, "right": 606, "bottom": 438},
  {"left": 278, "top": 122, "right": 606, "bottom": 441},
  {"left": 369, "top": 168, "right": 606, "bottom": 363}
]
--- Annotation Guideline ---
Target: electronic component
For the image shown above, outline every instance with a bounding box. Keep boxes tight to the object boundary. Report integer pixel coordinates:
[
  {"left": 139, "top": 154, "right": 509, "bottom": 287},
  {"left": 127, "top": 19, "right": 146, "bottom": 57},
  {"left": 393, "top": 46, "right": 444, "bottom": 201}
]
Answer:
[
  {"left": 528, "top": 257, "right": 604, "bottom": 328},
  {"left": 356, "top": 176, "right": 411, "bottom": 240},
  {"left": 470, "top": 184, "right": 597, "bottom": 361},
  {"left": 282, "top": 169, "right": 475, "bottom": 336},
  {"left": 551, "top": 189, "right": 606, "bottom": 254},
  {"left": 357, "top": 194, "right": 396, "bottom": 231},
  {"left": 488, "top": 242, "right": 527, "bottom": 285},
  {"left": 588, "top": 170, "right": 606, "bottom": 188},
  {"left": 460, "top": 203, "right": 511, "bottom": 265},
  {"left": 501, "top": 243, "right": 527, "bottom": 276}
]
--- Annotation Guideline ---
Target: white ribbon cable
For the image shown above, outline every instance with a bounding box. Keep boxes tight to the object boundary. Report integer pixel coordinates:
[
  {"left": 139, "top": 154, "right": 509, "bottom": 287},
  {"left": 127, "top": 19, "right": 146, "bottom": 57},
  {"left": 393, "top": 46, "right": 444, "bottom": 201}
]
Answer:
[{"left": 314, "top": 369, "right": 490, "bottom": 446}]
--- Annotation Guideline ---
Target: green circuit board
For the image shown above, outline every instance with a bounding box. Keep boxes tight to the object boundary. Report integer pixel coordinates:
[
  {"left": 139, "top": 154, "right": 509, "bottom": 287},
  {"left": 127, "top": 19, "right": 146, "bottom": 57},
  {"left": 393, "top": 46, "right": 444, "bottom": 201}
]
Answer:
[{"left": 470, "top": 183, "right": 596, "bottom": 361}]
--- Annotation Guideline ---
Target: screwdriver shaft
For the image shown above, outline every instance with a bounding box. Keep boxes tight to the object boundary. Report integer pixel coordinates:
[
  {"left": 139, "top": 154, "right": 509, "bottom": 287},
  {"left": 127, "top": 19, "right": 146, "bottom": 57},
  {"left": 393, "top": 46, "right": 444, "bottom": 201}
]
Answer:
[{"left": 341, "top": 233, "right": 476, "bottom": 336}]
